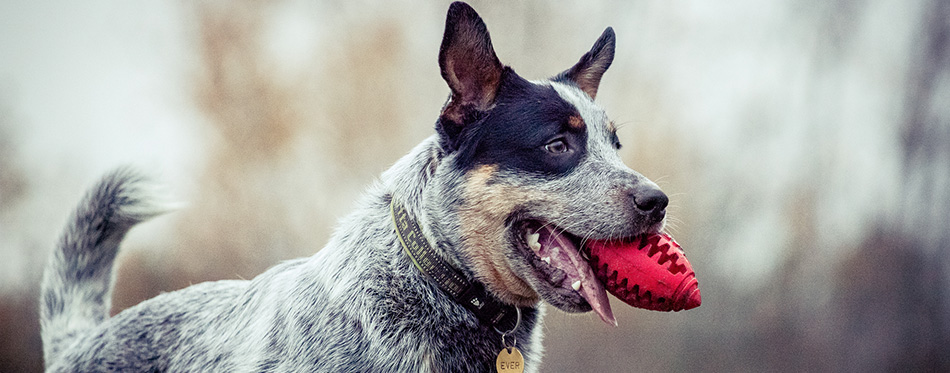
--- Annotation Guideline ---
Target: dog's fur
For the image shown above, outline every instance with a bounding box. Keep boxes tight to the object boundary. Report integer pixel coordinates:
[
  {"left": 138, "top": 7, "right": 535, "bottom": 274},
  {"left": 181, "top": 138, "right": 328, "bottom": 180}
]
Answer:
[{"left": 41, "top": 2, "right": 669, "bottom": 372}]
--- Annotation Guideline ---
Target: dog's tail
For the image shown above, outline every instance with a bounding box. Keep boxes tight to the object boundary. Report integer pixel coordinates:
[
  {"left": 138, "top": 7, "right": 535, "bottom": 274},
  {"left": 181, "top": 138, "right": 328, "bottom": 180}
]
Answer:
[{"left": 40, "top": 167, "right": 168, "bottom": 365}]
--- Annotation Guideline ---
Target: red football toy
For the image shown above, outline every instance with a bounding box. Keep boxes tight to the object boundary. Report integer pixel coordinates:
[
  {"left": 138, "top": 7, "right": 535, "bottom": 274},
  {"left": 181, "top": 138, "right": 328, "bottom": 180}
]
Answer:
[{"left": 587, "top": 233, "right": 701, "bottom": 312}]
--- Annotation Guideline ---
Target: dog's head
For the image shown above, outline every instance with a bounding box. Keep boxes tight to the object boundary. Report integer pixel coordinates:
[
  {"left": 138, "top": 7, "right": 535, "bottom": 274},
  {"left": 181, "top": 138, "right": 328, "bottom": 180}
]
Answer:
[{"left": 426, "top": 2, "right": 668, "bottom": 320}]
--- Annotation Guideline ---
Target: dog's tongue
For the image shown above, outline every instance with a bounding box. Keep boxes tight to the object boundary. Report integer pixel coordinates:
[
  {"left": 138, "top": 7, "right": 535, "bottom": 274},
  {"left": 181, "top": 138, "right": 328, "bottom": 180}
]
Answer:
[{"left": 531, "top": 226, "right": 616, "bottom": 326}]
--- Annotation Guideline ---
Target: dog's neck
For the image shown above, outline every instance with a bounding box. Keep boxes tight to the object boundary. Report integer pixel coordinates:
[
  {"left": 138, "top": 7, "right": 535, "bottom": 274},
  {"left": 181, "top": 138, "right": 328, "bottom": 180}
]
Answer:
[
  {"left": 304, "top": 134, "right": 543, "bottom": 369},
  {"left": 390, "top": 197, "right": 521, "bottom": 331},
  {"left": 381, "top": 135, "right": 535, "bottom": 327}
]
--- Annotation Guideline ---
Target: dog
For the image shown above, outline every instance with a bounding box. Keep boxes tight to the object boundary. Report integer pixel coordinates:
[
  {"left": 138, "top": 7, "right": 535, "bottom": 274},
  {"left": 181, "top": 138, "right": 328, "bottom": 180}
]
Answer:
[{"left": 41, "top": 2, "right": 670, "bottom": 371}]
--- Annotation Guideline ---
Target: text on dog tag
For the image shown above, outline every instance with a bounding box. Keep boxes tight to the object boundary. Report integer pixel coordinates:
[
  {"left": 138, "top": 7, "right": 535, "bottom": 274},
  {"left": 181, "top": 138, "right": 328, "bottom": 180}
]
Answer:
[{"left": 496, "top": 347, "right": 524, "bottom": 373}]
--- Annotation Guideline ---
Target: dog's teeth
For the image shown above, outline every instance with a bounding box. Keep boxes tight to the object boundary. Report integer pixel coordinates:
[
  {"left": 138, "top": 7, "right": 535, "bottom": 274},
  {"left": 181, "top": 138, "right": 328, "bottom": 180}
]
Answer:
[
  {"left": 526, "top": 232, "right": 541, "bottom": 252},
  {"left": 572, "top": 281, "right": 582, "bottom": 291},
  {"left": 542, "top": 257, "right": 551, "bottom": 264}
]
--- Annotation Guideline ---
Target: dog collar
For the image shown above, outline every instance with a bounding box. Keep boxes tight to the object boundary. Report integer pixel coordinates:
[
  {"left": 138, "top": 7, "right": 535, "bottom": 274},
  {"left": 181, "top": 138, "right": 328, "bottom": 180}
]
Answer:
[{"left": 390, "top": 197, "right": 520, "bottom": 332}]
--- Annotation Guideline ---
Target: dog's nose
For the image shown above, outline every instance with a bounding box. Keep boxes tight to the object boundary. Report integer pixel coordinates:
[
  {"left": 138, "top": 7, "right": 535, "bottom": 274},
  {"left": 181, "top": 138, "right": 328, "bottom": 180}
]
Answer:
[{"left": 633, "top": 187, "right": 668, "bottom": 220}]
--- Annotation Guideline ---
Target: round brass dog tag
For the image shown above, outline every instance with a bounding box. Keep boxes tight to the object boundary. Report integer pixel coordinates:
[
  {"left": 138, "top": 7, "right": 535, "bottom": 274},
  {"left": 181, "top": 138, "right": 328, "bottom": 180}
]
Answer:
[{"left": 496, "top": 347, "right": 524, "bottom": 373}]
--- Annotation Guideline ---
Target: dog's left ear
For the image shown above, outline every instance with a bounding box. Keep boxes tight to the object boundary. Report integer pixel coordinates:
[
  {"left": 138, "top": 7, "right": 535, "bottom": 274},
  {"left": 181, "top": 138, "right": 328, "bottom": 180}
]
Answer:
[
  {"left": 555, "top": 27, "right": 616, "bottom": 100},
  {"left": 438, "top": 2, "right": 504, "bottom": 149}
]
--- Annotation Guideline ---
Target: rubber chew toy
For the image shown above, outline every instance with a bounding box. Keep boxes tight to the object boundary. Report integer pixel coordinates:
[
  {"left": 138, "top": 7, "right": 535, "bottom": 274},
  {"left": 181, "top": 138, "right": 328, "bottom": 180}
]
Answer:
[{"left": 587, "top": 233, "right": 701, "bottom": 312}]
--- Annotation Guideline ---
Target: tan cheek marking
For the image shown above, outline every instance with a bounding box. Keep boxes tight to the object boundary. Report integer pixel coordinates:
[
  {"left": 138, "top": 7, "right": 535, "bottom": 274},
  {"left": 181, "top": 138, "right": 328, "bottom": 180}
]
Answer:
[
  {"left": 459, "top": 165, "right": 543, "bottom": 306},
  {"left": 607, "top": 120, "right": 617, "bottom": 133}
]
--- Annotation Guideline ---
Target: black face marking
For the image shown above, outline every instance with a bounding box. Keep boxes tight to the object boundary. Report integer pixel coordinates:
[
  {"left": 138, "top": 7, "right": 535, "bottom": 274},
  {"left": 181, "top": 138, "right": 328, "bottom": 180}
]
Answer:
[{"left": 454, "top": 70, "right": 588, "bottom": 176}]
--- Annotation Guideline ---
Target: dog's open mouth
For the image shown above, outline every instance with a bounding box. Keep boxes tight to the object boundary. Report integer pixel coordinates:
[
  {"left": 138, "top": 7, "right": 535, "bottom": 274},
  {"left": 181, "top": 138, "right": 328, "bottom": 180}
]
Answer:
[
  {"left": 516, "top": 219, "right": 702, "bottom": 326},
  {"left": 518, "top": 220, "right": 617, "bottom": 325}
]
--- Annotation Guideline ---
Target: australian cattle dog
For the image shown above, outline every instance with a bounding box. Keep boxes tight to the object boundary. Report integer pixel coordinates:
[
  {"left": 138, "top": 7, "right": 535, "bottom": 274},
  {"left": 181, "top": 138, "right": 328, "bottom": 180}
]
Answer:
[{"left": 41, "top": 2, "right": 671, "bottom": 371}]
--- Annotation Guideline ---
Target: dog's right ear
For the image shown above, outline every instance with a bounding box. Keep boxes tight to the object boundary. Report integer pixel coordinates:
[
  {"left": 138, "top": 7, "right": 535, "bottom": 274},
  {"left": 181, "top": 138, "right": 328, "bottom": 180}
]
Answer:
[{"left": 437, "top": 2, "right": 503, "bottom": 150}]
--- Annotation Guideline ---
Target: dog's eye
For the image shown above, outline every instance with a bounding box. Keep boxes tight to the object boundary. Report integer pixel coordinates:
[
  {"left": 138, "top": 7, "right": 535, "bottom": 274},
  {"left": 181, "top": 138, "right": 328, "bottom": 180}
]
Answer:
[{"left": 544, "top": 139, "right": 570, "bottom": 154}]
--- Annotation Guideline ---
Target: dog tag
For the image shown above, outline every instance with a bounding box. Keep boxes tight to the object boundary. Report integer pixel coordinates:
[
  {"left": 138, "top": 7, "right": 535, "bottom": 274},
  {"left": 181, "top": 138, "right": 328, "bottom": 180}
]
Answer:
[{"left": 496, "top": 347, "right": 524, "bottom": 373}]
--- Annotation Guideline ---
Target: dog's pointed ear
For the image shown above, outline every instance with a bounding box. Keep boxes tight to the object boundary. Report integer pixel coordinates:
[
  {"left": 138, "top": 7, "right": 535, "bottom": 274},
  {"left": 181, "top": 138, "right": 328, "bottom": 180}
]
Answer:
[
  {"left": 438, "top": 2, "right": 503, "bottom": 147},
  {"left": 555, "top": 27, "right": 615, "bottom": 100}
]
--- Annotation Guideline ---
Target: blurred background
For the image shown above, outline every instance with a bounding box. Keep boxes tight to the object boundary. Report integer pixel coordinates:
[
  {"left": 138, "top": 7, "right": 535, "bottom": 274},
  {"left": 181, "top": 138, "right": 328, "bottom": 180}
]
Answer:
[{"left": 2, "top": 0, "right": 948, "bottom": 371}]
